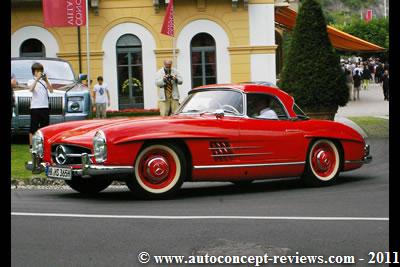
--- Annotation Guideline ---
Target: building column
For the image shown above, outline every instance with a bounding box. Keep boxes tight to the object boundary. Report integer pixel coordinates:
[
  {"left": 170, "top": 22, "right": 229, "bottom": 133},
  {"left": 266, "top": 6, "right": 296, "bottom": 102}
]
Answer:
[{"left": 248, "top": 1, "right": 277, "bottom": 83}]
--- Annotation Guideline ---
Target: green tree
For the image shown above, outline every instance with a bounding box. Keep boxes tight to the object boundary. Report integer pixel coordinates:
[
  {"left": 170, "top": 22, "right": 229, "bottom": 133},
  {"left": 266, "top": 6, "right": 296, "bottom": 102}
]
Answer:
[
  {"left": 334, "top": 18, "right": 389, "bottom": 49},
  {"left": 278, "top": 0, "right": 348, "bottom": 114},
  {"left": 334, "top": 18, "right": 389, "bottom": 61}
]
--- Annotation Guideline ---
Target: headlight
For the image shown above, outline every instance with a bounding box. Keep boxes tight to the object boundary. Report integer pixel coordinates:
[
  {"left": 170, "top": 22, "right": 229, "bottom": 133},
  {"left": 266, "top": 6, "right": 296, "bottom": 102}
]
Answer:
[
  {"left": 67, "top": 96, "right": 83, "bottom": 112},
  {"left": 93, "top": 130, "right": 107, "bottom": 163},
  {"left": 32, "top": 130, "right": 44, "bottom": 158}
]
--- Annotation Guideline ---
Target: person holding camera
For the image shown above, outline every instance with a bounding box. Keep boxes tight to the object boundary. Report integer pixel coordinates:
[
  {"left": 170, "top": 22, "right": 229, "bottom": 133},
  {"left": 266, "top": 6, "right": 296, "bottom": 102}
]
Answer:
[
  {"left": 28, "top": 62, "right": 53, "bottom": 150},
  {"left": 155, "top": 59, "right": 183, "bottom": 116}
]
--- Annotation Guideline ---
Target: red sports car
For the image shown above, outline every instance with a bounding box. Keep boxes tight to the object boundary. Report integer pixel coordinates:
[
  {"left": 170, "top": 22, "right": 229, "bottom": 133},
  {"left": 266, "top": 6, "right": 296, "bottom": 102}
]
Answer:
[{"left": 26, "top": 83, "right": 372, "bottom": 198}]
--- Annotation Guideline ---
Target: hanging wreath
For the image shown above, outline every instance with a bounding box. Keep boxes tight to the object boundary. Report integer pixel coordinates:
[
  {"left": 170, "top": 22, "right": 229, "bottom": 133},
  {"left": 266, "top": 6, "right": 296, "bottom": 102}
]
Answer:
[{"left": 122, "top": 77, "right": 142, "bottom": 93}]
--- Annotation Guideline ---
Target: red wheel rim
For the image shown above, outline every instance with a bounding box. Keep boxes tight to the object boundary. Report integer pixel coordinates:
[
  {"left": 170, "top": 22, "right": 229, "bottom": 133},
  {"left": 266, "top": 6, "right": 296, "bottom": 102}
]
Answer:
[
  {"left": 310, "top": 142, "right": 337, "bottom": 178},
  {"left": 137, "top": 148, "right": 177, "bottom": 190}
]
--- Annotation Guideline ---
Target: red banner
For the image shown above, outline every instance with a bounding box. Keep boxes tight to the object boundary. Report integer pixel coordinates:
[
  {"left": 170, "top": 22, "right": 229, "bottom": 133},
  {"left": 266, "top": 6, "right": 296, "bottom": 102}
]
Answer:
[
  {"left": 43, "top": 0, "right": 86, "bottom": 27},
  {"left": 161, "top": 0, "right": 174, "bottom": 36},
  {"left": 364, "top": 9, "right": 373, "bottom": 22}
]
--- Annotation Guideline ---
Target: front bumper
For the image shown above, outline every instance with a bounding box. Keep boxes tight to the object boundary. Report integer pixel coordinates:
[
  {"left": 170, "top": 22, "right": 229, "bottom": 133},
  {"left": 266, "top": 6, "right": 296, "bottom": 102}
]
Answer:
[
  {"left": 363, "top": 144, "right": 372, "bottom": 164},
  {"left": 25, "top": 153, "right": 134, "bottom": 179}
]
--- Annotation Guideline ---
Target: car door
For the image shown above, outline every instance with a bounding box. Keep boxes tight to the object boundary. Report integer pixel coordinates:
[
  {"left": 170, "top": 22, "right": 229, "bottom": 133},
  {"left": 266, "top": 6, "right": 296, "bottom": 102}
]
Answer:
[{"left": 237, "top": 93, "right": 307, "bottom": 179}]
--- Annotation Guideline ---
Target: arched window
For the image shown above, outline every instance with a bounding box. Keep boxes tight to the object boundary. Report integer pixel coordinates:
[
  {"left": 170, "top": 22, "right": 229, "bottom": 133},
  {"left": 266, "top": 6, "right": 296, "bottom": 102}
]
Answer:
[
  {"left": 190, "top": 33, "right": 217, "bottom": 88},
  {"left": 116, "top": 34, "right": 143, "bottom": 109},
  {"left": 20, "top": 38, "right": 45, "bottom": 57}
]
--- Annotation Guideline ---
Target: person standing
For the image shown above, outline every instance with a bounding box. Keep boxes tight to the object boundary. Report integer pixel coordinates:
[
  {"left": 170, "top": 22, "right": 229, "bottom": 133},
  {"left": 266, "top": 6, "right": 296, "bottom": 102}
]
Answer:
[
  {"left": 345, "top": 68, "right": 353, "bottom": 101},
  {"left": 93, "top": 76, "right": 110, "bottom": 118},
  {"left": 361, "top": 65, "right": 372, "bottom": 90},
  {"left": 375, "top": 63, "right": 384, "bottom": 83},
  {"left": 155, "top": 59, "right": 183, "bottom": 116},
  {"left": 352, "top": 70, "right": 361, "bottom": 101},
  {"left": 381, "top": 69, "right": 389, "bottom": 101},
  {"left": 11, "top": 73, "right": 17, "bottom": 121},
  {"left": 28, "top": 62, "right": 53, "bottom": 150}
]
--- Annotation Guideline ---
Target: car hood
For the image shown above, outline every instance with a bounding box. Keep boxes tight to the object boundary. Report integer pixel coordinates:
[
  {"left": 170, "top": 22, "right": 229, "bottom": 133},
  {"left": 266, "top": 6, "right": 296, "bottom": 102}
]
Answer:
[
  {"left": 46, "top": 115, "right": 229, "bottom": 147},
  {"left": 14, "top": 81, "right": 87, "bottom": 93}
]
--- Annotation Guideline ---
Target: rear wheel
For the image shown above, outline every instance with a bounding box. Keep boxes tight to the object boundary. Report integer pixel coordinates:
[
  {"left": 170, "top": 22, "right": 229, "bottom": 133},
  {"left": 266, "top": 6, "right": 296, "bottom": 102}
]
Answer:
[
  {"left": 65, "top": 177, "right": 112, "bottom": 194},
  {"left": 126, "top": 143, "right": 186, "bottom": 199},
  {"left": 302, "top": 139, "right": 341, "bottom": 186}
]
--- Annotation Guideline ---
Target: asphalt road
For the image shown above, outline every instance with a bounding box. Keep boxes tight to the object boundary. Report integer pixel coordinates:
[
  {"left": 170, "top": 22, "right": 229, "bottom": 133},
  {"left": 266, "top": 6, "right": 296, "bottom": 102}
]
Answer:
[{"left": 12, "top": 138, "right": 389, "bottom": 267}]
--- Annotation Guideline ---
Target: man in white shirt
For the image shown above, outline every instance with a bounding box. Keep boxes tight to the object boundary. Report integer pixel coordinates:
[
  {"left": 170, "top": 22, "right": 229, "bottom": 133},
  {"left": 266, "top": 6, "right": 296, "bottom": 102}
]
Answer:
[
  {"left": 248, "top": 94, "right": 278, "bottom": 120},
  {"left": 93, "top": 76, "right": 110, "bottom": 118},
  {"left": 28, "top": 62, "right": 53, "bottom": 149}
]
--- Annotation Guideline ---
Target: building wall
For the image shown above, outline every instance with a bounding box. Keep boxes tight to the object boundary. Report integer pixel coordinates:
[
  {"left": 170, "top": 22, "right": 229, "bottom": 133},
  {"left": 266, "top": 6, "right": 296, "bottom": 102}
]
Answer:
[{"left": 11, "top": 0, "right": 277, "bottom": 110}]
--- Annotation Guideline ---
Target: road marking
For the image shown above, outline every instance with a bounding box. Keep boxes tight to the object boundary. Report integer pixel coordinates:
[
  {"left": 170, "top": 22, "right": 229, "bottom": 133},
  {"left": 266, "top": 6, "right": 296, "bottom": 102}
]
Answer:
[{"left": 11, "top": 212, "right": 389, "bottom": 221}]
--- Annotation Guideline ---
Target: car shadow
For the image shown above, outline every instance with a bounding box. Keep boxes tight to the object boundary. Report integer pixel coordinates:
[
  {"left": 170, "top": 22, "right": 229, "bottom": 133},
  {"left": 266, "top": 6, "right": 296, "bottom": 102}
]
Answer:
[{"left": 55, "top": 173, "right": 377, "bottom": 202}]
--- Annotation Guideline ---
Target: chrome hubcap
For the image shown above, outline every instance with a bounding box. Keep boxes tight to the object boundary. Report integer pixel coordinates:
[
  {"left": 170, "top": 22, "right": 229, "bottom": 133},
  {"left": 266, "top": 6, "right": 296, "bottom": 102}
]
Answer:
[
  {"left": 145, "top": 156, "right": 169, "bottom": 183},
  {"left": 316, "top": 150, "right": 330, "bottom": 171}
]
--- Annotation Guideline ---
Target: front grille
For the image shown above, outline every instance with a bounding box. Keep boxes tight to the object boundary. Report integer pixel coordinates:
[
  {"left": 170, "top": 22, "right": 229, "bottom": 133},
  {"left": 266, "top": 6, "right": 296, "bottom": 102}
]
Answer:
[
  {"left": 17, "top": 97, "right": 31, "bottom": 115},
  {"left": 17, "top": 96, "right": 63, "bottom": 115},
  {"left": 49, "top": 97, "right": 63, "bottom": 115},
  {"left": 52, "top": 144, "right": 92, "bottom": 165}
]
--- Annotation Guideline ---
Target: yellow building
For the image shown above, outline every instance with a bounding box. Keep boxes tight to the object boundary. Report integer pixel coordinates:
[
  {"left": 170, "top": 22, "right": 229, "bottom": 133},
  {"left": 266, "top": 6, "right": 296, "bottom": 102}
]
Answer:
[{"left": 12, "top": 0, "right": 285, "bottom": 110}]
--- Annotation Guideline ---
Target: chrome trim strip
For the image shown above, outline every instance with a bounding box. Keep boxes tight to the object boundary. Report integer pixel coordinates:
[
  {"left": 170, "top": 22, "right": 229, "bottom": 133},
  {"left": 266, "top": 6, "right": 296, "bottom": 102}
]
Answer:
[
  {"left": 208, "top": 146, "right": 263, "bottom": 150},
  {"left": 345, "top": 155, "right": 372, "bottom": 164},
  {"left": 211, "top": 152, "right": 272, "bottom": 157},
  {"left": 193, "top": 161, "right": 306, "bottom": 170},
  {"left": 51, "top": 153, "right": 94, "bottom": 157}
]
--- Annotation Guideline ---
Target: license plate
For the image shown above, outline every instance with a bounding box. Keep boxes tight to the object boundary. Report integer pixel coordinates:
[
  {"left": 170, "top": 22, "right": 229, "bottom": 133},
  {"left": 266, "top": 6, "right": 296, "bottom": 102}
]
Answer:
[{"left": 47, "top": 166, "right": 72, "bottom": 180}]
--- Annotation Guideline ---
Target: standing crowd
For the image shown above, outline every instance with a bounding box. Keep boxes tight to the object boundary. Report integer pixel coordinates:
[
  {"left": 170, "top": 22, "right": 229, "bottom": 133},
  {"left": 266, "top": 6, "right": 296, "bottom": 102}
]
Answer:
[{"left": 341, "top": 56, "right": 389, "bottom": 101}]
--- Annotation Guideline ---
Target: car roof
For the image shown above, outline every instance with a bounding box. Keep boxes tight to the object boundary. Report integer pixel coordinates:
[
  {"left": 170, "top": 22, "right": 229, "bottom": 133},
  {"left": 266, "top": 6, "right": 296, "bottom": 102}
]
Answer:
[{"left": 193, "top": 83, "right": 297, "bottom": 118}]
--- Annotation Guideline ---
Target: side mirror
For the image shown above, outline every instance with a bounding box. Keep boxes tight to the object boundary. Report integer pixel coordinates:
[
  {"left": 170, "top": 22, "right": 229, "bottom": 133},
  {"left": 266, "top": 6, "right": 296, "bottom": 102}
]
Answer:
[
  {"left": 214, "top": 109, "right": 224, "bottom": 119},
  {"left": 78, "top": 74, "right": 88, "bottom": 82}
]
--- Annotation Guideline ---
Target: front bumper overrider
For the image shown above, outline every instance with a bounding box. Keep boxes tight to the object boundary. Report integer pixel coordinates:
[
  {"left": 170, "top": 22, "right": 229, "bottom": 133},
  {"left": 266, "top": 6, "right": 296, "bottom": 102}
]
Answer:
[{"left": 25, "top": 153, "right": 134, "bottom": 178}]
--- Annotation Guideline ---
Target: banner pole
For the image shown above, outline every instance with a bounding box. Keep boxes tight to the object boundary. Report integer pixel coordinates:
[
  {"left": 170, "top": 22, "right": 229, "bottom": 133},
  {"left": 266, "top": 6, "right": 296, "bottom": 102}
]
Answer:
[
  {"left": 86, "top": 0, "right": 90, "bottom": 91},
  {"left": 173, "top": 37, "right": 176, "bottom": 67}
]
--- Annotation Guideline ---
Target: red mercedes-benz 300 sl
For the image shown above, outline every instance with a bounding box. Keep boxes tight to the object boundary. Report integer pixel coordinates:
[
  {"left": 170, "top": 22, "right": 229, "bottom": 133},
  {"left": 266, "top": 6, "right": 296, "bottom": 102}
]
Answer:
[{"left": 26, "top": 83, "right": 372, "bottom": 198}]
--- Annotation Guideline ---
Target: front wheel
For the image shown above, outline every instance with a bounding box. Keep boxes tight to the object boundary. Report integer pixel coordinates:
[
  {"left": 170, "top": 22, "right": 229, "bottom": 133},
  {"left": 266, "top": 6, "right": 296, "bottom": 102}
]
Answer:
[
  {"left": 126, "top": 143, "right": 187, "bottom": 199},
  {"left": 302, "top": 139, "right": 341, "bottom": 187},
  {"left": 65, "top": 177, "right": 112, "bottom": 194}
]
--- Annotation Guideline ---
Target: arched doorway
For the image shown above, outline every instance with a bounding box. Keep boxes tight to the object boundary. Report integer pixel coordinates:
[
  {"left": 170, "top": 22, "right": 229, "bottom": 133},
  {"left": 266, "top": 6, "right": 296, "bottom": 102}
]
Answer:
[
  {"left": 190, "top": 33, "right": 217, "bottom": 88},
  {"left": 116, "top": 34, "right": 144, "bottom": 109},
  {"left": 20, "top": 38, "right": 46, "bottom": 57}
]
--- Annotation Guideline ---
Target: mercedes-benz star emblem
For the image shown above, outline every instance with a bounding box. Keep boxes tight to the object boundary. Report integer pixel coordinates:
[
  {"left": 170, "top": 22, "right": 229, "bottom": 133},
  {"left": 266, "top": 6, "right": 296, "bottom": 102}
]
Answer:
[{"left": 55, "top": 145, "right": 67, "bottom": 165}]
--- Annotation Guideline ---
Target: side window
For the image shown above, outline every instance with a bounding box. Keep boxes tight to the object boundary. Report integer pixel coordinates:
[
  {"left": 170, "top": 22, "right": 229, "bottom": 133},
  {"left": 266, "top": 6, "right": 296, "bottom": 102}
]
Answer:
[{"left": 246, "top": 93, "right": 288, "bottom": 120}]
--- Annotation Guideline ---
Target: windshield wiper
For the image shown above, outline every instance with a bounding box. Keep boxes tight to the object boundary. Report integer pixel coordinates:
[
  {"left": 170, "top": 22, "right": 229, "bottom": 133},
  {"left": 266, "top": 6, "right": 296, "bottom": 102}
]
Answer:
[
  {"left": 180, "top": 109, "right": 202, "bottom": 114},
  {"left": 222, "top": 109, "right": 238, "bottom": 115}
]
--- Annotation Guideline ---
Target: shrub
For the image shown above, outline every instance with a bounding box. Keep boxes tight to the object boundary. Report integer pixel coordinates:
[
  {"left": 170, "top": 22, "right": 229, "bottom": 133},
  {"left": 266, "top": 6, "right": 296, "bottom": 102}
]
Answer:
[{"left": 278, "top": 0, "right": 349, "bottom": 113}]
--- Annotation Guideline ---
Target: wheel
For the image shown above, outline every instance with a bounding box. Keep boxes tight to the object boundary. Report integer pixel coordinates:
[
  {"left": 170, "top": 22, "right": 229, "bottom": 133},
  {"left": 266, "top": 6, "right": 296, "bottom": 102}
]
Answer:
[
  {"left": 65, "top": 177, "right": 112, "bottom": 194},
  {"left": 221, "top": 104, "right": 240, "bottom": 115},
  {"left": 126, "top": 143, "right": 187, "bottom": 199},
  {"left": 302, "top": 139, "right": 341, "bottom": 186},
  {"left": 231, "top": 180, "right": 253, "bottom": 186}
]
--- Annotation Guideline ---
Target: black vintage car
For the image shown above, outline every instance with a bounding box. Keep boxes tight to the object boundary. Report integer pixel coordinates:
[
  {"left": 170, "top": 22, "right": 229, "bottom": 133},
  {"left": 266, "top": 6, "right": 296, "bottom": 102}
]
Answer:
[{"left": 11, "top": 57, "right": 91, "bottom": 135}]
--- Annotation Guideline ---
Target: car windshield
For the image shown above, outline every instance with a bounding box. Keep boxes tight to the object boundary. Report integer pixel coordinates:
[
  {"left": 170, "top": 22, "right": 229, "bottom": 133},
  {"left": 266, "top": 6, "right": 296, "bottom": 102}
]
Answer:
[
  {"left": 11, "top": 59, "right": 75, "bottom": 84},
  {"left": 177, "top": 89, "right": 243, "bottom": 115},
  {"left": 293, "top": 103, "right": 309, "bottom": 119}
]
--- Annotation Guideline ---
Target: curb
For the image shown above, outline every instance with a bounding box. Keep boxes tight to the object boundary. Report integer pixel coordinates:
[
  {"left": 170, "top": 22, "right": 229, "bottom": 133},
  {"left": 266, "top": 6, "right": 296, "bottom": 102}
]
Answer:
[{"left": 11, "top": 178, "right": 126, "bottom": 188}]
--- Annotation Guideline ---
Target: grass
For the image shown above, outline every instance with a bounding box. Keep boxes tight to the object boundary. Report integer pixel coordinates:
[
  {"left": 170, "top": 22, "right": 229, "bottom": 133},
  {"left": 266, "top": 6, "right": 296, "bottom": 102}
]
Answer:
[
  {"left": 11, "top": 144, "right": 46, "bottom": 180},
  {"left": 11, "top": 116, "right": 389, "bottom": 180},
  {"left": 347, "top": 116, "right": 389, "bottom": 138}
]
